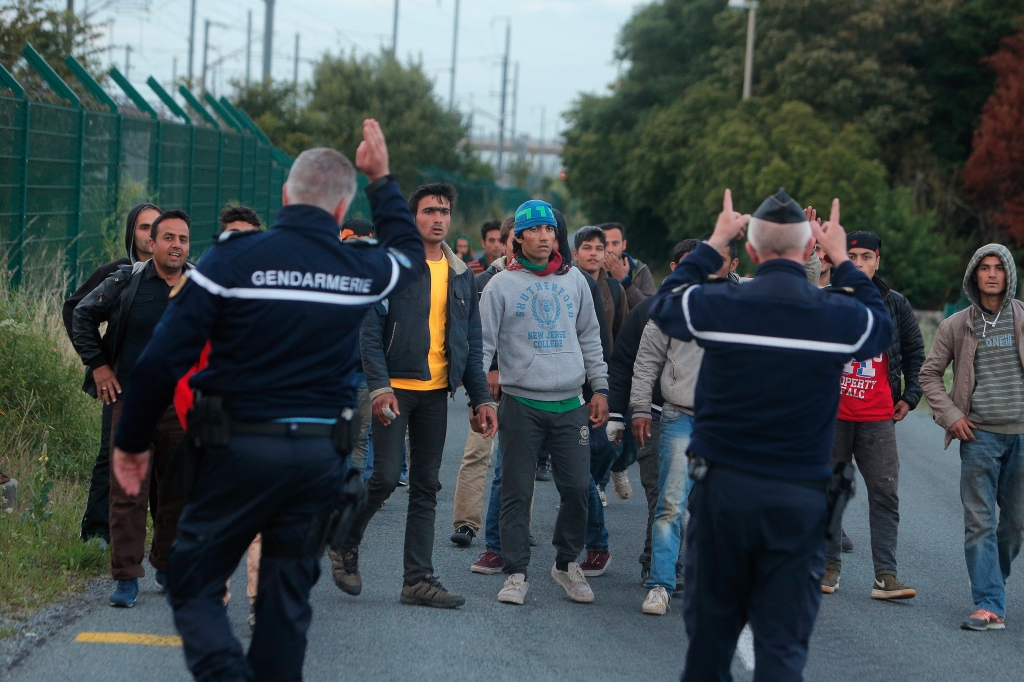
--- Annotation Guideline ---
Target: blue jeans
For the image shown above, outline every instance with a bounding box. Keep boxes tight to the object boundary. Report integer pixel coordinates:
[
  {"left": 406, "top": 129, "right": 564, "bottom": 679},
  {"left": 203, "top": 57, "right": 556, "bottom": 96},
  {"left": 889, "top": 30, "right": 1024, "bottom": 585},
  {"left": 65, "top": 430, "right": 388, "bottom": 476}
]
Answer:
[
  {"left": 646, "top": 405, "right": 694, "bottom": 590},
  {"left": 960, "top": 429, "right": 1024, "bottom": 616},
  {"left": 485, "top": 446, "right": 503, "bottom": 553},
  {"left": 585, "top": 422, "right": 620, "bottom": 551}
]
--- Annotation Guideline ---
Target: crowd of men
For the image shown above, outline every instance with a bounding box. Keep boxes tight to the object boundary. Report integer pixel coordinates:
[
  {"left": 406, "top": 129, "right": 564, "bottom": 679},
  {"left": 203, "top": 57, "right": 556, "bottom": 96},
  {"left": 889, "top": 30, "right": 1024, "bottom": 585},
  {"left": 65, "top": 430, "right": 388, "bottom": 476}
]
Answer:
[{"left": 63, "top": 149, "right": 1024, "bottom": 679}]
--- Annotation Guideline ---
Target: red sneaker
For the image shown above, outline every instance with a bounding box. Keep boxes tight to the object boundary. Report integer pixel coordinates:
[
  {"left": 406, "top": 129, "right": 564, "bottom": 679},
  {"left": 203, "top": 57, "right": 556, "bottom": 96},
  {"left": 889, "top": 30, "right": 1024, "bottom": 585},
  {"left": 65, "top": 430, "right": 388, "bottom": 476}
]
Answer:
[
  {"left": 961, "top": 608, "right": 1005, "bottom": 631},
  {"left": 471, "top": 550, "right": 505, "bottom": 575},
  {"left": 580, "top": 550, "right": 611, "bottom": 577}
]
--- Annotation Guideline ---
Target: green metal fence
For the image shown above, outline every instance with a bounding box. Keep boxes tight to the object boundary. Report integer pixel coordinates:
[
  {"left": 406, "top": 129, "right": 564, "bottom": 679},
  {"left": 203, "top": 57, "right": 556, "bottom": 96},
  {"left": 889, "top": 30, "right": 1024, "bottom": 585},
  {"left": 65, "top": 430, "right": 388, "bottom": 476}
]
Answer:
[{"left": 0, "top": 44, "right": 291, "bottom": 290}]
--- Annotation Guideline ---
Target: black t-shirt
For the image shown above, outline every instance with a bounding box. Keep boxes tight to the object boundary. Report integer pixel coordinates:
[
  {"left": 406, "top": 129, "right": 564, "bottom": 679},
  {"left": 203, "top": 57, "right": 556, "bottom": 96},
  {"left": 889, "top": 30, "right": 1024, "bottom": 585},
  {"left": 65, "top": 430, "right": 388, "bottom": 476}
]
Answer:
[{"left": 117, "top": 270, "right": 173, "bottom": 382}]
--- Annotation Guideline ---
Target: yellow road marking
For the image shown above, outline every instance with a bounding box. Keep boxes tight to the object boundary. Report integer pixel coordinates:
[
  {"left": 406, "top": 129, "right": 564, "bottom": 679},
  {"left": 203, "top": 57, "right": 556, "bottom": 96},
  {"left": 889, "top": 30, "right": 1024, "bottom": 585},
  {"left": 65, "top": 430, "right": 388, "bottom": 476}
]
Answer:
[{"left": 75, "top": 632, "right": 182, "bottom": 647}]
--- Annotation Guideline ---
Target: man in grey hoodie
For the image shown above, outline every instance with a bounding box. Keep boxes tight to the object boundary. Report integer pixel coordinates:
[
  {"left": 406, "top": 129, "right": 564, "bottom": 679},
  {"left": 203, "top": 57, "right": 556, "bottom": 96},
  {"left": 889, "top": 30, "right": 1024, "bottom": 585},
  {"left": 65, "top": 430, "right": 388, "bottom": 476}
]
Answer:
[
  {"left": 921, "top": 244, "right": 1024, "bottom": 631},
  {"left": 480, "top": 199, "right": 609, "bottom": 605}
]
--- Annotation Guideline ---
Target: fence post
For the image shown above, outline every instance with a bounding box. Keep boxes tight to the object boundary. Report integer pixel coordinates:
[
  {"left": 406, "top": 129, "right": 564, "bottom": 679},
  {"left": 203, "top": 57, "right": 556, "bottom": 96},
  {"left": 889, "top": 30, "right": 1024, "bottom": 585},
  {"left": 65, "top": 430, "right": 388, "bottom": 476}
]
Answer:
[
  {"left": 215, "top": 130, "right": 223, "bottom": 210},
  {"left": 187, "top": 125, "right": 195, "bottom": 219},
  {"left": 1, "top": 62, "right": 28, "bottom": 288}
]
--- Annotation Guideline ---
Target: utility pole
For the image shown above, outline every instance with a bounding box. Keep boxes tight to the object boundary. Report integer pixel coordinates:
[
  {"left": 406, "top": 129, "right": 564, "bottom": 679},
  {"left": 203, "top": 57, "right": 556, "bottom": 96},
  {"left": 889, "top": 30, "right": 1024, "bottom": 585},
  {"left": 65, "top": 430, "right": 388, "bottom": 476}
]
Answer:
[
  {"left": 293, "top": 33, "right": 300, "bottom": 88},
  {"left": 107, "top": 19, "right": 114, "bottom": 69},
  {"left": 263, "top": 0, "right": 275, "bottom": 83},
  {"left": 728, "top": 0, "right": 758, "bottom": 100},
  {"left": 172, "top": 57, "right": 177, "bottom": 84},
  {"left": 188, "top": 0, "right": 196, "bottom": 84},
  {"left": 496, "top": 21, "right": 510, "bottom": 176},
  {"left": 66, "top": 0, "right": 74, "bottom": 47},
  {"left": 124, "top": 45, "right": 131, "bottom": 79},
  {"left": 391, "top": 0, "right": 399, "bottom": 57},
  {"left": 448, "top": 0, "right": 460, "bottom": 109},
  {"left": 202, "top": 19, "right": 211, "bottom": 94},
  {"left": 539, "top": 106, "right": 546, "bottom": 176},
  {"left": 743, "top": 2, "right": 756, "bottom": 99},
  {"left": 246, "top": 10, "right": 252, "bottom": 86},
  {"left": 510, "top": 61, "right": 519, "bottom": 147}
]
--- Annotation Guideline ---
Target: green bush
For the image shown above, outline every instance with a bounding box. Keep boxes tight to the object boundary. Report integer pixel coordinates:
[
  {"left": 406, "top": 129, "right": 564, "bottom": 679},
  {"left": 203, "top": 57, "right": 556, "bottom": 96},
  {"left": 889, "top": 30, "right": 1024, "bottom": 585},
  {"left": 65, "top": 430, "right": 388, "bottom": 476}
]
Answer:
[{"left": 0, "top": 271, "right": 100, "bottom": 481}]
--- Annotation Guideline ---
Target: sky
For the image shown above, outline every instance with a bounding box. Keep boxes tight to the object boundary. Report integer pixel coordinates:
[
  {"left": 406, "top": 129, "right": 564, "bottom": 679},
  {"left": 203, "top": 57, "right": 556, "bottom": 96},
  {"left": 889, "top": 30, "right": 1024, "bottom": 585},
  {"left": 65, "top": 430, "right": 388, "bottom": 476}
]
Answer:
[{"left": 85, "top": 0, "right": 646, "bottom": 143}]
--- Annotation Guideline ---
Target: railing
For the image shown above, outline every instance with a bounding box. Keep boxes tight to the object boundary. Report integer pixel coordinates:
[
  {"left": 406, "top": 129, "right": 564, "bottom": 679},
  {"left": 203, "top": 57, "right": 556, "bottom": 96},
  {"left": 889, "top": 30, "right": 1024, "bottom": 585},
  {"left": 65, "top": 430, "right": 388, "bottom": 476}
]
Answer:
[{"left": 0, "top": 44, "right": 291, "bottom": 290}]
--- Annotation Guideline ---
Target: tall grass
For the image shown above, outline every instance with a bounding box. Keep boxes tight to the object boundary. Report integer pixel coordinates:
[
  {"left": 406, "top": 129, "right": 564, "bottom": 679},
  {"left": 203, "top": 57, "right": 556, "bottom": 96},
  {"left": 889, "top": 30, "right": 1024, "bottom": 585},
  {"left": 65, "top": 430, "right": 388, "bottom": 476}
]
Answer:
[{"left": 0, "top": 264, "right": 107, "bottom": 619}]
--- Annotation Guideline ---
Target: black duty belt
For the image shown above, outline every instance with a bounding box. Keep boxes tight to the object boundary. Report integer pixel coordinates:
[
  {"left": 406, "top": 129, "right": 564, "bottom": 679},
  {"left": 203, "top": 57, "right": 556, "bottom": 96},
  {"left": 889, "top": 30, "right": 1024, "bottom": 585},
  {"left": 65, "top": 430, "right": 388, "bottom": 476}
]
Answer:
[{"left": 231, "top": 421, "right": 334, "bottom": 438}]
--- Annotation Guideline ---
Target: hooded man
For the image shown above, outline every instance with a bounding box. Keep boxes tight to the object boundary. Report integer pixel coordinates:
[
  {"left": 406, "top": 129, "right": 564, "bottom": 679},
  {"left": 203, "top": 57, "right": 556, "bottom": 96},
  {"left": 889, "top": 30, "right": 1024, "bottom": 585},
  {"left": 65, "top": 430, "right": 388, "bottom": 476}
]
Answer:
[
  {"left": 921, "top": 243, "right": 1024, "bottom": 632},
  {"left": 63, "top": 202, "right": 160, "bottom": 545}
]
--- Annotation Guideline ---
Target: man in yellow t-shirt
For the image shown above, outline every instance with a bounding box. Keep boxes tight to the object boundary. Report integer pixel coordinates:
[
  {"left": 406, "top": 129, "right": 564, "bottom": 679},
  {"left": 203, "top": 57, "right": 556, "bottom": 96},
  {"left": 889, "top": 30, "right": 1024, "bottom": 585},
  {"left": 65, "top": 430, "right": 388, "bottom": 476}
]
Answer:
[{"left": 329, "top": 182, "right": 497, "bottom": 609}]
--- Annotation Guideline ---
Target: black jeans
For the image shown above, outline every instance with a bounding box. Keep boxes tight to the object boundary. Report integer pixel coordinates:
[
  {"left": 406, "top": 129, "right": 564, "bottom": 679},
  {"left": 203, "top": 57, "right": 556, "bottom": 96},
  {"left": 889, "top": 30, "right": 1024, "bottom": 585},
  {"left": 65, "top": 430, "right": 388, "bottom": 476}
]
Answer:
[
  {"left": 636, "top": 413, "right": 662, "bottom": 569},
  {"left": 80, "top": 401, "right": 113, "bottom": 542},
  {"left": 826, "top": 418, "right": 900, "bottom": 576},
  {"left": 497, "top": 396, "right": 591, "bottom": 578},
  {"left": 343, "top": 388, "right": 449, "bottom": 585}
]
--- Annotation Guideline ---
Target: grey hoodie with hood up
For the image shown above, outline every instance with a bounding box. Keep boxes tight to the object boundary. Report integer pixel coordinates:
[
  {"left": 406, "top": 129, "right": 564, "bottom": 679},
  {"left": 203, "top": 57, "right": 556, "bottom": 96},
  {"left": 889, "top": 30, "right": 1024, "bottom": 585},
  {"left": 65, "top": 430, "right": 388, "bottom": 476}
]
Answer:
[{"left": 962, "top": 244, "right": 1024, "bottom": 430}]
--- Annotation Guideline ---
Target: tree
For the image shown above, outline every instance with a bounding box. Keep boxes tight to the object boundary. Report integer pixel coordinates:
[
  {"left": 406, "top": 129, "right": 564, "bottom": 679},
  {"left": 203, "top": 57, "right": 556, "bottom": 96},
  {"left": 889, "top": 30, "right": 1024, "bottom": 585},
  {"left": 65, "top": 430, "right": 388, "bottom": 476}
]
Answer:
[
  {"left": 0, "top": 0, "right": 104, "bottom": 105},
  {"left": 234, "top": 51, "right": 490, "bottom": 191},
  {"left": 960, "top": 27, "right": 1024, "bottom": 244}
]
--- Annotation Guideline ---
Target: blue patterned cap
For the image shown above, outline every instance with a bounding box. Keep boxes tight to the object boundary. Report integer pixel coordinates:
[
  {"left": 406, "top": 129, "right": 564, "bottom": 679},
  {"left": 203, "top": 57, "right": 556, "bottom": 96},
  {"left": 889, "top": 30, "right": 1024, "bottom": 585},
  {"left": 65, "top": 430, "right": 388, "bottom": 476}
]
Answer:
[{"left": 514, "top": 200, "right": 556, "bottom": 234}]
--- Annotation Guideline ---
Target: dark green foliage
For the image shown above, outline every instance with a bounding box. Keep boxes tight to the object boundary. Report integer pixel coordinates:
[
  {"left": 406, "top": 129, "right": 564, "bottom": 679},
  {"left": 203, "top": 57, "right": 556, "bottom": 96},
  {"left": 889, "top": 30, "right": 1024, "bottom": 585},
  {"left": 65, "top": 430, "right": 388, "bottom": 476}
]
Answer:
[{"left": 562, "top": 0, "right": 1024, "bottom": 307}]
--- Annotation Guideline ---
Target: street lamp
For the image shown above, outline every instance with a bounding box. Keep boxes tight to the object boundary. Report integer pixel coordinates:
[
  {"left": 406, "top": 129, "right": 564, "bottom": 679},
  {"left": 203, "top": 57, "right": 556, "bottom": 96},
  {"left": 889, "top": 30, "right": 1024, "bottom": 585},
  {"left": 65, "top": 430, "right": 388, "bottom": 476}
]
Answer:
[{"left": 728, "top": 0, "right": 758, "bottom": 100}]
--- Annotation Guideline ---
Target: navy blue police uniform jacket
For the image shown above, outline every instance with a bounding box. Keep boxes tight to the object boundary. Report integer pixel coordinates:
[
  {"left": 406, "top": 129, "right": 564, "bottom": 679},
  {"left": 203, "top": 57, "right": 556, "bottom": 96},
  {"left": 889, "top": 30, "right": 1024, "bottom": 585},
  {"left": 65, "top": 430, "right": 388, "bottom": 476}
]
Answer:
[
  {"left": 114, "top": 175, "right": 427, "bottom": 454},
  {"left": 648, "top": 242, "right": 895, "bottom": 481}
]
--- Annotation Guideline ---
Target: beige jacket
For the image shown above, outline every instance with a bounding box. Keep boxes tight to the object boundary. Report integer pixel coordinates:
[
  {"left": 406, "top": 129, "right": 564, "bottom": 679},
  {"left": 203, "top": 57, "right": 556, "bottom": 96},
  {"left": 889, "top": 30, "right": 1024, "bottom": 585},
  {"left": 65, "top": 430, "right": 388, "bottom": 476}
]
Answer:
[{"left": 920, "top": 300, "right": 1024, "bottom": 449}]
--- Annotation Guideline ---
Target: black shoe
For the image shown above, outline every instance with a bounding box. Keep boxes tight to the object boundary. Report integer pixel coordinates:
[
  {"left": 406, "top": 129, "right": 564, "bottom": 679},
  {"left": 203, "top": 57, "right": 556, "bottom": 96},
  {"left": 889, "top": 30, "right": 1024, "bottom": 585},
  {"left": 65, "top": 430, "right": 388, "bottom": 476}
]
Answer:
[
  {"left": 672, "top": 567, "right": 684, "bottom": 596},
  {"left": 536, "top": 461, "right": 552, "bottom": 482},
  {"left": 640, "top": 566, "right": 651, "bottom": 585},
  {"left": 400, "top": 575, "right": 465, "bottom": 609},
  {"left": 530, "top": 534, "right": 537, "bottom": 547},
  {"left": 841, "top": 530, "right": 853, "bottom": 553},
  {"left": 450, "top": 525, "right": 475, "bottom": 547}
]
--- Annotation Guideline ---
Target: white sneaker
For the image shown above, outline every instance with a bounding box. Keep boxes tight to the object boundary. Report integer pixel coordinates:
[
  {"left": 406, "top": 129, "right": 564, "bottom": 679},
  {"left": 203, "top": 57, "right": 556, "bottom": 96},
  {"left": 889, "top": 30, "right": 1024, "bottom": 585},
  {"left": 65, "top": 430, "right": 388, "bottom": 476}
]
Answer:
[
  {"left": 642, "top": 586, "right": 670, "bottom": 615},
  {"left": 611, "top": 470, "right": 632, "bottom": 499},
  {"left": 497, "top": 573, "right": 528, "bottom": 605},
  {"left": 551, "top": 562, "right": 594, "bottom": 603},
  {"left": 598, "top": 488, "right": 607, "bottom": 507}
]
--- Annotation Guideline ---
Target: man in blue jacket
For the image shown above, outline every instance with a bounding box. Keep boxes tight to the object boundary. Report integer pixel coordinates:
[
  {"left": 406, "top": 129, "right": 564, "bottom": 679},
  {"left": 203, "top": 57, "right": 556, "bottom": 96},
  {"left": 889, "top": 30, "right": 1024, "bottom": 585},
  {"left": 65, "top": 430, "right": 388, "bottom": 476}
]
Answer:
[
  {"left": 331, "top": 182, "right": 498, "bottom": 608},
  {"left": 110, "top": 120, "right": 428, "bottom": 681},
  {"left": 649, "top": 189, "right": 893, "bottom": 681}
]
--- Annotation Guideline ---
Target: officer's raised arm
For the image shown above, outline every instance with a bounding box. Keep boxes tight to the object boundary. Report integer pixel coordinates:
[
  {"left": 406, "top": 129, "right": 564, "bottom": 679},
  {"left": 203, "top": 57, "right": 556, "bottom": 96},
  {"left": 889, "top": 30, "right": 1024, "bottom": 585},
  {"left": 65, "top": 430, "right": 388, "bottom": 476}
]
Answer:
[
  {"left": 812, "top": 199, "right": 894, "bottom": 360},
  {"left": 357, "top": 119, "right": 427, "bottom": 287},
  {"left": 649, "top": 189, "right": 750, "bottom": 340}
]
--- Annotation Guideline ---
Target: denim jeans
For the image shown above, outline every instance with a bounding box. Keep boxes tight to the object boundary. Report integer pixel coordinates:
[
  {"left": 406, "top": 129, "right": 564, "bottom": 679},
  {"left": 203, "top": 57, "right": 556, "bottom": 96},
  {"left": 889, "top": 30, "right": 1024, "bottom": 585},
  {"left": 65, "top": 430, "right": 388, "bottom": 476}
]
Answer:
[
  {"left": 646, "top": 404, "right": 694, "bottom": 591},
  {"left": 485, "top": 445, "right": 503, "bottom": 553},
  {"left": 960, "top": 428, "right": 1024, "bottom": 616},
  {"left": 586, "top": 420, "right": 621, "bottom": 551}
]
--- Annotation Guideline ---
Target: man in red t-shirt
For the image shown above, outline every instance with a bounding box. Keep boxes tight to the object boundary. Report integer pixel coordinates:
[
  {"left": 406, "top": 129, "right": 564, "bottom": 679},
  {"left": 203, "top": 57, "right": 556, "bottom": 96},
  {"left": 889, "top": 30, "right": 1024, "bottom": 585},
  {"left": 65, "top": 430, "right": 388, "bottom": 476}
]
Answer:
[{"left": 821, "top": 230, "right": 923, "bottom": 601}]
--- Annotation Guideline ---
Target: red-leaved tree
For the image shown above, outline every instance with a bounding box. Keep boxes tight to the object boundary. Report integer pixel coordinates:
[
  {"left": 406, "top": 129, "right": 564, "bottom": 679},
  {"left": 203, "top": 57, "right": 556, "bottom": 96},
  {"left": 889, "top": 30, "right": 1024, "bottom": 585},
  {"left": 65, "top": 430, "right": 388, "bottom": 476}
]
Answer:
[{"left": 962, "top": 27, "right": 1024, "bottom": 244}]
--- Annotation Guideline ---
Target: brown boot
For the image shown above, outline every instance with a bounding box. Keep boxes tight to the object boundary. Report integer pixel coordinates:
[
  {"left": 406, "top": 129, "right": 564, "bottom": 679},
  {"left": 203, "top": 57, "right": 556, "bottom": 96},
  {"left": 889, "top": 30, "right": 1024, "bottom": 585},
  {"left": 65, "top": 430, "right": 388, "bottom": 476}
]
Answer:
[{"left": 328, "top": 546, "right": 361, "bottom": 596}]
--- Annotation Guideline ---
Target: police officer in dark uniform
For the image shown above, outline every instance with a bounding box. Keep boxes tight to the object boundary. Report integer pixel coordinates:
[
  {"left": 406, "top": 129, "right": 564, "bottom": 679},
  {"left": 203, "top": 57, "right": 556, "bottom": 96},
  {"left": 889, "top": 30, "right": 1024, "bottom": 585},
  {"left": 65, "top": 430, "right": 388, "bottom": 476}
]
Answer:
[
  {"left": 110, "top": 120, "right": 427, "bottom": 681},
  {"left": 649, "top": 189, "right": 894, "bottom": 681}
]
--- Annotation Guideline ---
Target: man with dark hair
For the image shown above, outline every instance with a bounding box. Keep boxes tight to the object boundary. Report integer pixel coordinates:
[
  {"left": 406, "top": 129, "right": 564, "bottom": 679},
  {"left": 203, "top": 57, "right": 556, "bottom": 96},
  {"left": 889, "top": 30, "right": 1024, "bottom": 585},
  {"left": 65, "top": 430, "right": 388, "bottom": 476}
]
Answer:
[
  {"left": 477, "top": 219, "right": 504, "bottom": 272},
  {"left": 72, "top": 209, "right": 192, "bottom": 608},
  {"left": 600, "top": 222, "right": 656, "bottom": 308},
  {"left": 922, "top": 243, "right": 1024, "bottom": 631},
  {"left": 607, "top": 239, "right": 699, "bottom": 592},
  {"left": 408, "top": 182, "right": 457, "bottom": 218},
  {"left": 331, "top": 180, "right": 497, "bottom": 608},
  {"left": 63, "top": 202, "right": 160, "bottom": 546},
  {"left": 820, "top": 230, "right": 922, "bottom": 600},
  {"left": 219, "top": 205, "right": 262, "bottom": 232}
]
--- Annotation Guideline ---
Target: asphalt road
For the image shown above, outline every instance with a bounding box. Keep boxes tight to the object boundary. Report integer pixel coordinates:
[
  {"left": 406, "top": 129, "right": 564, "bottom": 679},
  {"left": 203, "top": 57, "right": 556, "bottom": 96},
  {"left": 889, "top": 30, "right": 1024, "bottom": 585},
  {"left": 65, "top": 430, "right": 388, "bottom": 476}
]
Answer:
[{"left": 6, "top": 398, "right": 1024, "bottom": 681}]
